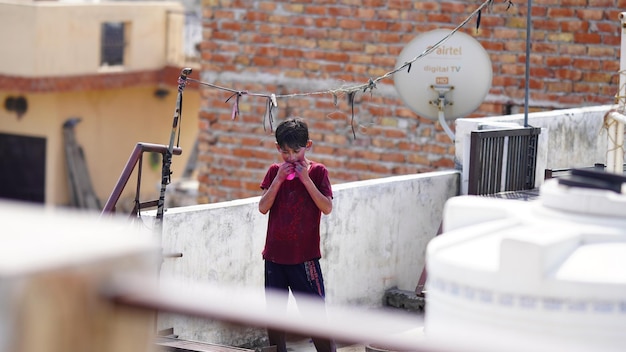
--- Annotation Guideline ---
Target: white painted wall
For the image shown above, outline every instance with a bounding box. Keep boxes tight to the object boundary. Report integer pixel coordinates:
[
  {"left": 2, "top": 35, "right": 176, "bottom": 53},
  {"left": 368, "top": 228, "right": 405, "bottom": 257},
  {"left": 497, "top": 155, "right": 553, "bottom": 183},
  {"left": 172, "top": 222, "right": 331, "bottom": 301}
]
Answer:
[
  {"left": 0, "top": 1, "right": 185, "bottom": 76},
  {"left": 455, "top": 105, "right": 613, "bottom": 194}
]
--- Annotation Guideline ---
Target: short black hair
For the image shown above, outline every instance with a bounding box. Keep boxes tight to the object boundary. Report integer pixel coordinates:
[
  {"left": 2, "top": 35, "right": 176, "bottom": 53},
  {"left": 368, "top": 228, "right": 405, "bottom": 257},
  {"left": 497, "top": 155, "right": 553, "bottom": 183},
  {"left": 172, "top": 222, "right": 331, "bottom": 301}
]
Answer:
[{"left": 275, "top": 118, "right": 309, "bottom": 150}]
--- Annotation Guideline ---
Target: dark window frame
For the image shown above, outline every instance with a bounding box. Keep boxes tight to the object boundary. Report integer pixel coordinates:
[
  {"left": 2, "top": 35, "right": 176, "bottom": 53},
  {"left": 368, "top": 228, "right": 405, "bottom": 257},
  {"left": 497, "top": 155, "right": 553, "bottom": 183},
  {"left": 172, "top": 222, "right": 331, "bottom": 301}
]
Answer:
[
  {"left": 101, "top": 22, "right": 126, "bottom": 66},
  {"left": 0, "top": 132, "right": 46, "bottom": 203}
]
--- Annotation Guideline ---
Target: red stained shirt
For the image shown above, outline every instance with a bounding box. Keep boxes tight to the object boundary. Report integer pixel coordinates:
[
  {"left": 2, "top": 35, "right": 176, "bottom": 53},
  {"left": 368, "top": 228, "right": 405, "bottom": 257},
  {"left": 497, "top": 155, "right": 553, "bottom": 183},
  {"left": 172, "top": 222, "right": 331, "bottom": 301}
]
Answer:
[{"left": 260, "top": 161, "right": 333, "bottom": 265}]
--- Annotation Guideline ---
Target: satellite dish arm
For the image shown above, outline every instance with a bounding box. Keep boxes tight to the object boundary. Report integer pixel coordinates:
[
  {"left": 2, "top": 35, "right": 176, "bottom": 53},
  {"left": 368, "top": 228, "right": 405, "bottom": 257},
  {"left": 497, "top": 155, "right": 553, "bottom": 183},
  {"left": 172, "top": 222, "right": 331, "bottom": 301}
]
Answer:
[
  {"left": 432, "top": 85, "right": 455, "bottom": 142},
  {"left": 438, "top": 102, "right": 455, "bottom": 142}
]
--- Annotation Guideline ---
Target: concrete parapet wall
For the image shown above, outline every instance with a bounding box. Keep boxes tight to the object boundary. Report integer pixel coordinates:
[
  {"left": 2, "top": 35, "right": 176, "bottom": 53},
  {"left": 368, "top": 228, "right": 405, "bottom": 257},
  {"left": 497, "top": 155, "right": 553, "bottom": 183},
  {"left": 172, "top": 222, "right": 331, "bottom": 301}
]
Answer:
[{"left": 152, "top": 170, "right": 459, "bottom": 346}]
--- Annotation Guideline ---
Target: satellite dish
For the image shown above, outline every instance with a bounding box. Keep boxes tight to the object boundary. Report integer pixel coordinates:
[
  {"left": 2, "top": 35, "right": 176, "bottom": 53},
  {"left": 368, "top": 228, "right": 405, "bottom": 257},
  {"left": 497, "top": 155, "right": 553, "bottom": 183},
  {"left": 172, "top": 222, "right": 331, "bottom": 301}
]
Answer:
[{"left": 394, "top": 29, "right": 493, "bottom": 141}]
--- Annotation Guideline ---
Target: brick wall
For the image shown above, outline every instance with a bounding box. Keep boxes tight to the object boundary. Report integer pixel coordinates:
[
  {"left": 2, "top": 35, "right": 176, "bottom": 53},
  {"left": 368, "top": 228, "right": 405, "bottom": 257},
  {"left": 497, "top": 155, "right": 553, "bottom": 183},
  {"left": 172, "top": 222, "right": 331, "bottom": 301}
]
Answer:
[{"left": 197, "top": 0, "right": 624, "bottom": 203}]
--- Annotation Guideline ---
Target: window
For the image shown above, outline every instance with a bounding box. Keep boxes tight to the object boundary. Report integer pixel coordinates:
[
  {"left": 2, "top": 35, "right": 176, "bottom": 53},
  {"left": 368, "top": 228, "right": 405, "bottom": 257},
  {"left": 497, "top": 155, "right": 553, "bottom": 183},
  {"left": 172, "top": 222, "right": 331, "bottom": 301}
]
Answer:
[
  {"left": 0, "top": 133, "right": 46, "bottom": 203},
  {"left": 101, "top": 22, "right": 126, "bottom": 66}
]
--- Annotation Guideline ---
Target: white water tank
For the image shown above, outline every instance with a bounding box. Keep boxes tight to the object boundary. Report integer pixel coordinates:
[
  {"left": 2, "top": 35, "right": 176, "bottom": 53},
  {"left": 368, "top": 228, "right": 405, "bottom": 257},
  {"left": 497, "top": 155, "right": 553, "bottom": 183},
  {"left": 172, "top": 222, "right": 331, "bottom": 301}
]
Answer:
[{"left": 425, "top": 171, "right": 626, "bottom": 352}]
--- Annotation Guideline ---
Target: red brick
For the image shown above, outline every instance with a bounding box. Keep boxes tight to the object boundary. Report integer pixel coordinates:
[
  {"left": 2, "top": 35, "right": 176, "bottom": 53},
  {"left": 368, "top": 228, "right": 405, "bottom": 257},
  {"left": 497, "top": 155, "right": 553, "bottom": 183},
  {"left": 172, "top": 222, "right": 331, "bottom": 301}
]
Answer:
[
  {"left": 258, "top": 2, "right": 276, "bottom": 11},
  {"left": 595, "top": 22, "right": 617, "bottom": 33},
  {"left": 413, "top": 2, "right": 439, "bottom": 11},
  {"left": 305, "top": 6, "right": 327, "bottom": 16},
  {"left": 339, "top": 19, "right": 363, "bottom": 30},
  {"left": 546, "top": 81, "right": 573, "bottom": 93},
  {"left": 555, "top": 69, "right": 583, "bottom": 81},
  {"left": 558, "top": 95, "right": 585, "bottom": 105},
  {"left": 530, "top": 6, "right": 548, "bottom": 17},
  {"left": 245, "top": 11, "right": 268, "bottom": 22},
  {"left": 355, "top": 8, "right": 376, "bottom": 19},
  {"left": 364, "top": 20, "right": 388, "bottom": 31},
  {"left": 213, "top": 10, "right": 234, "bottom": 20},
  {"left": 547, "top": 8, "right": 575, "bottom": 18},
  {"left": 576, "top": 9, "right": 605, "bottom": 21},
  {"left": 440, "top": 2, "right": 467, "bottom": 13},
  {"left": 328, "top": 6, "right": 353, "bottom": 17},
  {"left": 583, "top": 72, "right": 613, "bottom": 83},
  {"left": 345, "top": 160, "right": 370, "bottom": 171},
  {"left": 603, "top": 35, "right": 620, "bottom": 46},
  {"left": 258, "top": 24, "right": 281, "bottom": 35},
  {"left": 432, "top": 157, "right": 455, "bottom": 168},
  {"left": 534, "top": 19, "right": 560, "bottom": 31},
  {"left": 587, "top": 46, "right": 616, "bottom": 57},
  {"left": 291, "top": 16, "right": 314, "bottom": 27},
  {"left": 603, "top": 60, "right": 619, "bottom": 72},
  {"left": 252, "top": 57, "right": 276, "bottom": 66},
  {"left": 427, "top": 13, "right": 452, "bottom": 23},
  {"left": 527, "top": 78, "right": 545, "bottom": 90},
  {"left": 534, "top": 0, "right": 560, "bottom": 5},
  {"left": 574, "top": 33, "right": 602, "bottom": 44},
  {"left": 561, "top": 0, "right": 587, "bottom": 5},
  {"left": 615, "top": 0, "right": 626, "bottom": 8},
  {"left": 572, "top": 59, "right": 601, "bottom": 70},
  {"left": 533, "top": 43, "right": 559, "bottom": 53},
  {"left": 546, "top": 57, "right": 572, "bottom": 66},
  {"left": 283, "top": 4, "right": 304, "bottom": 13},
  {"left": 377, "top": 9, "right": 401, "bottom": 20},
  {"left": 605, "top": 9, "right": 622, "bottom": 22},
  {"left": 560, "top": 20, "right": 589, "bottom": 32},
  {"left": 560, "top": 44, "right": 587, "bottom": 55},
  {"left": 381, "top": 153, "right": 406, "bottom": 163}
]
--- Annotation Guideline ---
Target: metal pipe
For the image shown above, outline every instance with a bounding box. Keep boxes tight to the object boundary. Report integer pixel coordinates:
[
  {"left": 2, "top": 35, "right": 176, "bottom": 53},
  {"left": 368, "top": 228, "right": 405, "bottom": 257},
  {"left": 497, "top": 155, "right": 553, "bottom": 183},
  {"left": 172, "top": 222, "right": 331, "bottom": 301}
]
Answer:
[
  {"left": 154, "top": 68, "right": 192, "bottom": 240},
  {"left": 606, "top": 111, "right": 625, "bottom": 173}
]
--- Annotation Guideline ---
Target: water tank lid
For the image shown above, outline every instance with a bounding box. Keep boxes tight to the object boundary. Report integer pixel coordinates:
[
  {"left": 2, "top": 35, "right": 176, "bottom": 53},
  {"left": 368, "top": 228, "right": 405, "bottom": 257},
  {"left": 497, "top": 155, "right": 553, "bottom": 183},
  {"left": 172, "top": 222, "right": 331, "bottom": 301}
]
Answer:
[{"left": 542, "top": 173, "right": 626, "bottom": 217}]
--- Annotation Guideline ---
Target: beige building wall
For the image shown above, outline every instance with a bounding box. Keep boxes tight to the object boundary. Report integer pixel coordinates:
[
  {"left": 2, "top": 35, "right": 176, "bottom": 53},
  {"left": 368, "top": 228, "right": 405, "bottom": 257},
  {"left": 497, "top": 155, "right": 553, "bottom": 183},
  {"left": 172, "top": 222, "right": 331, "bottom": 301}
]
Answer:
[
  {"left": 0, "top": 87, "right": 200, "bottom": 209},
  {"left": 0, "top": 1, "right": 185, "bottom": 76},
  {"left": 0, "top": 0, "right": 199, "bottom": 210}
]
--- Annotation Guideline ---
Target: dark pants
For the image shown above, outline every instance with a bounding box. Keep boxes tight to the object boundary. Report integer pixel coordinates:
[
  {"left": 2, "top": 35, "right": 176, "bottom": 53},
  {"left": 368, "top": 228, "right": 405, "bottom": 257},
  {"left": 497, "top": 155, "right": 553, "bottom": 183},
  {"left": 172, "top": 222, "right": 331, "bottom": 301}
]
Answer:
[{"left": 265, "top": 260, "right": 336, "bottom": 352}]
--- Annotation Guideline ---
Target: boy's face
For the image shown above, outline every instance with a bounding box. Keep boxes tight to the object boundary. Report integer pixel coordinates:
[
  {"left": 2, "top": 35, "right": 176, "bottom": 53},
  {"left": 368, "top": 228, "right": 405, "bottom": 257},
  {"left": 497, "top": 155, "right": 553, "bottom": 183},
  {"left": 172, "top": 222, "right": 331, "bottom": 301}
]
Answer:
[{"left": 276, "top": 141, "right": 311, "bottom": 164}]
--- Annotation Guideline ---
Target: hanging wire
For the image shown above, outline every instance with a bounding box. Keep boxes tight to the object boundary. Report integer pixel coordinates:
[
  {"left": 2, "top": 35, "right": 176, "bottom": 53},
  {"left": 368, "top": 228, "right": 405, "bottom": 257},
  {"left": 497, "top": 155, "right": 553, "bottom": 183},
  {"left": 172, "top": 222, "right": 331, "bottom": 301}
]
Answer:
[{"left": 225, "top": 90, "right": 247, "bottom": 120}]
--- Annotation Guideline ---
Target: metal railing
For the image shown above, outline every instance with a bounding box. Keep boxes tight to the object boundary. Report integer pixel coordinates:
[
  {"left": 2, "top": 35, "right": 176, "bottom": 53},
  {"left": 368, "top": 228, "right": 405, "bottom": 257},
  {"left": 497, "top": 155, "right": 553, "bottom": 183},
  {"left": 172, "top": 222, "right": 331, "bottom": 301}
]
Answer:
[{"left": 100, "top": 142, "right": 181, "bottom": 215}]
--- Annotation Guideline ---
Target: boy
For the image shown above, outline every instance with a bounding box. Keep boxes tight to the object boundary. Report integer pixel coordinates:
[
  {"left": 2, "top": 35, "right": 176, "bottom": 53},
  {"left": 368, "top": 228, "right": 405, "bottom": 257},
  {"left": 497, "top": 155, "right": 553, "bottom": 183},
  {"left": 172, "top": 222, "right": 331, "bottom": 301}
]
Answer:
[{"left": 258, "top": 118, "right": 335, "bottom": 352}]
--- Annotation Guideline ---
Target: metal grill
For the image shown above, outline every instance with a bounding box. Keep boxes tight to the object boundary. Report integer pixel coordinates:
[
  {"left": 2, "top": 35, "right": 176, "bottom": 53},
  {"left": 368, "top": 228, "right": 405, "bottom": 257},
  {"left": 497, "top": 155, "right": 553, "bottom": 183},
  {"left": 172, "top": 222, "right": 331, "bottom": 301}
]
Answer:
[{"left": 468, "top": 127, "right": 541, "bottom": 195}]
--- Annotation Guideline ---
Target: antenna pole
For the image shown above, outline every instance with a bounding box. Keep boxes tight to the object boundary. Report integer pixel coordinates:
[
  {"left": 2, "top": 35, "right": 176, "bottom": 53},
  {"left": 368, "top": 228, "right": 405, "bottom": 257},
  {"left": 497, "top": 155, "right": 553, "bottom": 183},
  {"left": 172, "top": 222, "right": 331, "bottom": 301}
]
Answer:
[
  {"left": 432, "top": 84, "right": 455, "bottom": 141},
  {"left": 155, "top": 68, "right": 192, "bottom": 241},
  {"left": 523, "top": 0, "right": 532, "bottom": 127}
]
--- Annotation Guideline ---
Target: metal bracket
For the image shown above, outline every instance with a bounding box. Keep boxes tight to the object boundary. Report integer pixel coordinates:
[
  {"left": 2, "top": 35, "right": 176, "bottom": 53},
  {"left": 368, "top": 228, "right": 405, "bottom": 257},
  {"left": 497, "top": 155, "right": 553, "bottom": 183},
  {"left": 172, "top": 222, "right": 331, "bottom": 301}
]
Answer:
[{"left": 429, "top": 84, "right": 456, "bottom": 141}]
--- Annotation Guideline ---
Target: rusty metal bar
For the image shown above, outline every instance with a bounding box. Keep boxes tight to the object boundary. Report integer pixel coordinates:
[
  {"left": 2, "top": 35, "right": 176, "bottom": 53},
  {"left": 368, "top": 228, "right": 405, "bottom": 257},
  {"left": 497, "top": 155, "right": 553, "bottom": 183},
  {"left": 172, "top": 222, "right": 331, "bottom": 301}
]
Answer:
[{"left": 101, "top": 142, "right": 182, "bottom": 215}]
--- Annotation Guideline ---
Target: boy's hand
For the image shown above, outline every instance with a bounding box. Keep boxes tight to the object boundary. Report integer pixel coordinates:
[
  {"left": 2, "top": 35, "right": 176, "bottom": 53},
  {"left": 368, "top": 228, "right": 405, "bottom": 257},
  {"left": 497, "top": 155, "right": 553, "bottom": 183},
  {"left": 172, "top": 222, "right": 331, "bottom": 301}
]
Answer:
[
  {"left": 293, "top": 160, "right": 310, "bottom": 181},
  {"left": 278, "top": 162, "right": 295, "bottom": 181}
]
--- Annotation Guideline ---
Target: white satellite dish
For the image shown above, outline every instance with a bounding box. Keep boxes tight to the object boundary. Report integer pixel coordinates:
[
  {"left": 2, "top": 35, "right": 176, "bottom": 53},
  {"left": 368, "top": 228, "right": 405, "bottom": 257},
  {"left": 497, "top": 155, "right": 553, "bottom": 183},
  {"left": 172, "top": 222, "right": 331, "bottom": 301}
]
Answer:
[{"left": 394, "top": 29, "right": 493, "bottom": 141}]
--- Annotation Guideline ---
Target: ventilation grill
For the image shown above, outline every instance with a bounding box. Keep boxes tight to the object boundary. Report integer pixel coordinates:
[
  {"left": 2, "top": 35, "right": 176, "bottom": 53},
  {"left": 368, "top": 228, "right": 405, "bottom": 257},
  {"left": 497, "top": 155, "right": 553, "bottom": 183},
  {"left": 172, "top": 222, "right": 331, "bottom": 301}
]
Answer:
[{"left": 468, "top": 127, "right": 541, "bottom": 195}]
